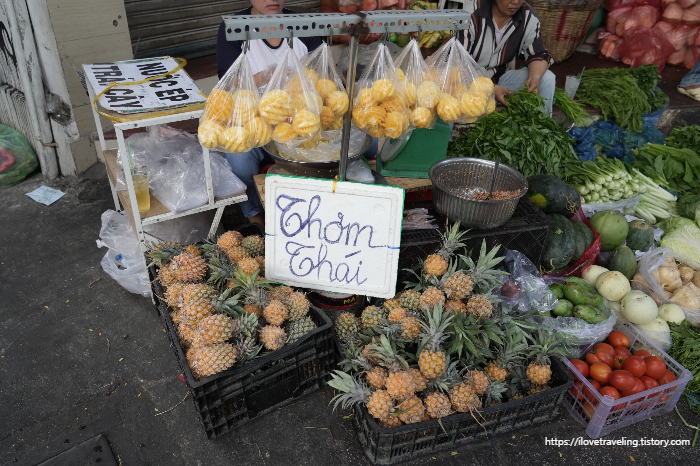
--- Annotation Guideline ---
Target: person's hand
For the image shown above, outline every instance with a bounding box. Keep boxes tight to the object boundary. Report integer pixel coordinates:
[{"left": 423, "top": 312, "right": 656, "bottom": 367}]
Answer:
[
  {"left": 527, "top": 75, "right": 541, "bottom": 94},
  {"left": 495, "top": 84, "right": 514, "bottom": 106}
]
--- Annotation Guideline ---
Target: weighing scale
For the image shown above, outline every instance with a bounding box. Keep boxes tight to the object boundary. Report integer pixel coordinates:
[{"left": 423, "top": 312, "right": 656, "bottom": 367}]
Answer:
[{"left": 376, "top": 118, "right": 452, "bottom": 179}]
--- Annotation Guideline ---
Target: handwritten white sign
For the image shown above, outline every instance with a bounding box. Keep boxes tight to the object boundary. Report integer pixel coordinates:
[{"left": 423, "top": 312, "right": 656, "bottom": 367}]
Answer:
[
  {"left": 264, "top": 175, "right": 404, "bottom": 298},
  {"left": 82, "top": 57, "right": 206, "bottom": 114}
]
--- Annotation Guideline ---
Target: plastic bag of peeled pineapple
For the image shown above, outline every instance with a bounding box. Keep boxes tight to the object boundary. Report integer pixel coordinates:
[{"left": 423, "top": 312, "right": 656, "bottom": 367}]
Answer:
[
  {"left": 393, "top": 38, "right": 438, "bottom": 130},
  {"left": 197, "top": 52, "right": 272, "bottom": 154},
  {"left": 425, "top": 36, "right": 496, "bottom": 124},
  {"left": 351, "top": 42, "right": 411, "bottom": 139},
  {"left": 258, "top": 46, "right": 324, "bottom": 150},
  {"left": 302, "top": 43, "right": 350, "bottom": 132}
]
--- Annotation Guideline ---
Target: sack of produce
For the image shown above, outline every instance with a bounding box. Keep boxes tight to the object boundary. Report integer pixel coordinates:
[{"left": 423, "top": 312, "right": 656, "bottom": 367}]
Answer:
[
  {"left": 259, "top": 47, "right": 324, "bottom": 149},
  {"left": 302, "top": 43, "right": 349, "bottom": 131},
  {"left": 351, "top": 42, "right": 411, "bottom": 139},
  {"left": 618, "top": 26, "right": 675, "bottom": 71},
  {"left": 198, "top": 53, "right": 273, "bottom": 153},
  {"left": 662, "top": 0, "right": 700, "bottom": 25},
  {"left": 597, "top": 31, "right": 623, "bottom": 62},
  {"left": 606, "top": 6, "right": 660, "bottom": 37},
  {"left": 605, "top": 0, "right": 660, "bottom": 9},
  {"left": 425, "top": 37, "right": 495, "bottom": 124},
  {"left": 0, "top": 124, "right": 39, "bottom": 188},
  {"left": 393, "top": 38, "right": 438, "bottom": 129}
]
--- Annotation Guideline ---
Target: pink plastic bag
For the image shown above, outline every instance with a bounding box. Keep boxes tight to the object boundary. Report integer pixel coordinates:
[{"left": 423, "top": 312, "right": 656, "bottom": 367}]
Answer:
[
  {"left": 597, "top": 31, "right": 623, "bottom": 61},
  {"left": 619, "top": 26, "right": 676, "bottom": 70},
  {"left": 607, "top": 6, "right": 661, "bottom": 36},
  {"left": 606, "top": 0, "right": 661, "bottom": 9}
]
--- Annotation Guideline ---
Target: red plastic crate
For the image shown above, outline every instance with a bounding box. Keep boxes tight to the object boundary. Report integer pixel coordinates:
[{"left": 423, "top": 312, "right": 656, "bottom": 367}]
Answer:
[{"left": 562, "top": 315, "right": 693, "bottom": 439}]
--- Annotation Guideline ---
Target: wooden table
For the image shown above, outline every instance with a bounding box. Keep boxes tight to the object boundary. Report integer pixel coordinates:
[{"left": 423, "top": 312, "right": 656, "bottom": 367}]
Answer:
[{"left": 253, "top": 160, "right": 432, "bottom": 208}]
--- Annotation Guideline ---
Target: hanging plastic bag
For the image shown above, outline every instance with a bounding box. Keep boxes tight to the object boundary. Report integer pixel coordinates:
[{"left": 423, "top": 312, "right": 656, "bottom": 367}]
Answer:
[
  {"left": 302, "top": 43, "right": 349, "bottom": 132},
  {"left": 351, "top": 42, "right": 411, "bottom": 139},
  {"left": 393, "top": 38, "right": 438, "bottom": 129},
  {"left": 618, "top": 26, "right": 675, "bottom": 71},
  {"left": 0, "top": 125, "right": 39, "bottom": 188},
  {"left": 257, "top": 46, "right": 323, "bottom": 150},
  {"left": 499, "top": 249, "right": 559, "bottom": 313},
  {"left": 198, "top": 53, "right": 271, "bottom": 154},
  {"left": 96, "top": 210, "right": 150, "bottom": 298},
  {"left": 425, "top": 37, "right": 495, "bottom": 124}
]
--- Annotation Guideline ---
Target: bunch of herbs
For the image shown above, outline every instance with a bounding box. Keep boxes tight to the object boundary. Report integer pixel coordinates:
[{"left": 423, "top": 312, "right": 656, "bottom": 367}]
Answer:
[
  {"left": 666, "top": 125, "right": 700, "bottom": 154},
  {"left": 632, "top": 143, "right": 700, "bottom": 195}
]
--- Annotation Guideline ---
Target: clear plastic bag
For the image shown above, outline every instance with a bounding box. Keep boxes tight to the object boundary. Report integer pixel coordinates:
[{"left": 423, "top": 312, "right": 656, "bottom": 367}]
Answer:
[
  {"left": 260, "top": 46, "right": 323, "bottom": 150},
  {"left": 499, "top": 249, "right": 559, "bottom": 313},
  {"left": 633, "top": 247, "right": 700, "bottom": 325},
  {"left": 351, "top": 42, "right": 411, "bottom": 139},
  {"left": 582, "top": 194, "right": 641, "bottom": 216},
  {"left": 393, "top": 39, "right": 438, "bottom": 129},
  {"left": 424, "top": 37, "right": 495, "bottom": 124},
  {"left": 116, "top": 125, "right": 246, "bottom": 213},
  {"left": 95, "top": 210, "right": 150, "bottom": 297},
  {"left": 0, "top": 124, "right": 38, "bottom": 188},
  {"left": 274, "top": 127, "right": 367, "bottom": 162},
  {"left": 302, "top": 43, "right": 349, "bottom": 131},
  {"left": 198, "top": 52, "right": 271, "bottom": 154},
  {"left": 402, "top": 208, "right": 437, "bottom": 230},
  {"left": 346, "top": 158, "right": 374, "bottom": 183}
]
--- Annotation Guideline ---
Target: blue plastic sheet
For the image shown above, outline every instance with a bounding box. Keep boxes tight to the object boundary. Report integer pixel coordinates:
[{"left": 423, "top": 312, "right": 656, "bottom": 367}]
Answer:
[
  {"left": 568, "top": 126, "right": 596, "bottom": 161},
  {"left": 568, "top": 118, "right": 666, "bottom": 163}
]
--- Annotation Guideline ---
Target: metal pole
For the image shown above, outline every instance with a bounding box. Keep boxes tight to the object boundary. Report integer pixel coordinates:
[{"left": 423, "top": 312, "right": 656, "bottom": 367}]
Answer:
[{"left": 339, "top": 34, "right": 359, "bottom": 182}]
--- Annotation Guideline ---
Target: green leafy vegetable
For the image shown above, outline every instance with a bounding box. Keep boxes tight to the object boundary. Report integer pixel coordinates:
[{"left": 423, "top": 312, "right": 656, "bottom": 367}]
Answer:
[
  {"left": 666, "top": 125, "right": 700, "bottom": 154},
  {"left": 553, "top": 88, "right": 592, "bottom": 127},
  {"left": 657, "top": 217, "right": 697, "bottom": 234},
  {"left": 629, "top": 65, "right": 669, "bottom": 112},
  {"left": 659, "top": 224, "right": 700, "bottom": 268},
  {"left": 446, "top": 90, "right": 578, "bottom": 178},
  {"left": 669, "top": 321, "right": 700, "bottom": 403},
  {"left": 677, "top": 193, "right": 700, "bottom": 224},
  {"left": 632, "top": 143, "right": 700, "bottom": 196}
]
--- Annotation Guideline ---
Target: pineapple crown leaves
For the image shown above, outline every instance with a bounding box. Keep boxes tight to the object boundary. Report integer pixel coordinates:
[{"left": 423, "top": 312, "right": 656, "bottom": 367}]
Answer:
[
  {"left": 328, "top": 371, "right": 371, "bottom": 410},
  {"left": 492, "top": 326, "right": 529, "bottom": 371},
  {"left": 230, "top": 267, "right": 274, "bottom": 293},
  {"left": 337, "top": 342, "right": 364, "bottom": 372},
  {"left": 233, "top": 313, "right": 259, "bottom": 339},
  {"left": 525, "top": 328, "right": 567, "bottom": 365},
  {"left": 418, "top": 304, "right": 455, "bottom": 354},
  {"left": 437, "top": 221, "right": 468, "bottom": 259},
  {"left": 207, "top": 251, "right": 238, "bottom": 290},
  {"left": 490, "top": 303, "right": 540, "bottom": 334},
  {"left": 211, "top": 288, "right": 246, "bottom": 317},
  {"left": 427, "top": 357, "right": 460, "bottom": 393},
  {"left": 233, "top": 337, "right": 263, "bottom": 365},
  {"left": 446, "top": 312, "right": 498, "bottom": 363},
  {"left": 482, "top": 379, "right": 508, "bottom": 407},
  {"left": 459, "top": 239, "right": 508, "bottom": 293},
  {"left": 425, "top": 259, "right": 461, "bottom": 289},
  {"left": 507, "top": 365, "right": 531, "bottom": 393},
  {"left": 146, "top": 241, "right": 184, "bottom": 267},
  {"left": 369, "top": 335, "right": 410, "bottom": 372}
]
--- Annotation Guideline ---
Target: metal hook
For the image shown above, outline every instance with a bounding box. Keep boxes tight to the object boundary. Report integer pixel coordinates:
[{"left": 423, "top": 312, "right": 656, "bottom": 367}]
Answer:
[
  {"left": 288, "top": 27, "right": 294, "bottom": 49},
  {"left": 244, "top": 29, "right": 251, "bottom": 54},
  {"left": 416, "top": 24, "right": 422, "bottom": 43},
  {"left": 384, "top": 23, "right": 390, "bottom": 43},
  {"left": 328, "top": 27, "right": 333, "bottom": 47}
]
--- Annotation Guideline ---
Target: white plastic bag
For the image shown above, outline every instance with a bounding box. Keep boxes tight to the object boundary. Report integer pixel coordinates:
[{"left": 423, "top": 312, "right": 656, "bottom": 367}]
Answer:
[
  {"left": 274, "top": 127, "right": 367, "bottom": 162},
  {"left": 402, "top": 208, "right": 437, "bottom": 230},
  {"left": 346, "top": 159, "right": 374, "bottom": 184},
  {"left": 96, "top": 210, "right": 150, "bottom": 298},
  {"left": 581, "top": 194, "right": 640, "bottom": 216}
]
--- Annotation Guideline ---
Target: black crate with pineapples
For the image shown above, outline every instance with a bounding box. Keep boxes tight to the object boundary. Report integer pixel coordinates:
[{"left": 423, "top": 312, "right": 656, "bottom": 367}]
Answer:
[{"left": 328, "top": 223, "right": 574, "bottom": 462}]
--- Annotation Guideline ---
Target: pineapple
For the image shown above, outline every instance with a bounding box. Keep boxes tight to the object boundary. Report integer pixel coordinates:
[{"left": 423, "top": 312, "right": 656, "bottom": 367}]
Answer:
[
  {"left": 233, "top": 337, "right": 262, "bottom": 364},
  {"left": 484, "top": 362, "right": 509, "bottom": 383},
  {"left": 238, "top": 257, "right": 260, "bottom": 276},
  {"left": 179, "top": 283, "right": 217, "bottom": 308},
  {"left": 186, "top": 342, "right": 237, "bottom": 380},
  {"left": 182, "top": 245, "right": 202, "bottom": 256},
  {"left": 164, "top": 282, "right": 186, "bottom": 309},
  {"left": 370, "top": 336, "right": 415, "bottom": 401},
  {"left": 146, "top": 241, "right": 183, "bottom": 267},
  {"left": 225, "top": 245, "right": 250, "bottom": 264},
  {"left": 260, "top": 325, "right": 286, "bottom": 351},
  {"left": 442, "top": 271, "right": 474, "bottom": 300},
  {"left": 366, "top": 366, "right": 388, "bottom": 389},
  {"left": 241, "top": 235, "right": 265, "bottom": 257},
  {"left": 461, "top": 239, "right": 506, "bottom": 293},
  {"left": 399, "top": 289, "right": 421, "bottom": 310},
  {"left": 286, "top": 316, "right": 316, "bottom": 344},
  {"left": 387, "top": 307, "right": 407, "bottom": 324},
  {"left": 335, "top": 312, "right": 360, "bottom": 343},
  {"left": 417, "top": 305, "right": 453, "bottom": 379},
  {"left": 397, "top": 395, "right": 425, "bottom": 424},
  {"left": 254, "top": 256, "right": 265, "bottom": 276},
  {"left": 176, "top": 323, "right": 198, "bottom": 348},
  {"left": 529, "top": 384, "right": 550, "bottom": 395},
  {"left": 329, "top": 371, "right": 395, "bottom": 420},
  {"left": 445, "top": 300, "right": 467, "bottom": 314},
  {"left": 177, "top": 300, "right": 215, "bottom": 326},
  {"left": 263, "top": 299, "right": 289, "bottom": 326},
  {"left": 229, "top": 268, "right": 272, "bottom": 318},
  {"left": 419, "top": 287, "right": 445, "bottom": 310},
  {"left": 385, "top": 371, "right": 415, "bottom": 401},
  {"left": 170, "top": 253, "right": 208, "bottom": 283},
  {"left": 207, "top": 251, "right": 237, "bottom": 290},
  {"left": 379, "top": 415, "right": 403, "bottom": 428},
  {"left": 383, "top": 297, "right": 402, "bottom": 313},
  {"left": 360, "top": 305, "right": 386, "bottom": 329},
  {"left": 157, "top": 263, "right": 177, "bottom": 288},
  {"left": 400, "top": 316, "right": 421, "bottom": 340},
  {"left": 424, "top": 392, "right": 452, "bottom": 419},
  {"left": 526, "top": 329, "right": 565, "bottom": 386},
  {"left": 269, "top": 285, "right": 294, "bottom": 302},
  {"left": 463, "top": 369, "right": 489, "bottom": 396},
  {"left": 409, "top": 368, "right": 429, "bottom": 392},
  {"left": 217, "top": 231, "right": 243, "bottom": 252},
  {"left": 482, "top": 379, "right": 508, "bottom": 407},
  {"left": 423, "top": 222, "right": 467, "bottom": 277},
  {"left": 484, "top": 327, "right": 527, "bottom": 382},
  {"left": 193, "top": 314, "right": 235, "bottom": 346},
  {"left": 284, "top": 291, "right": 310, "bottom": 321},
  {"left": 449, "top": 382, "right": 480, "bottom": 413},
  {"left": 510, "top": 394, "right": 524, "bottom": 401},
  {"left": 466, "top": 294, "right": 493, "bottom": 319}
]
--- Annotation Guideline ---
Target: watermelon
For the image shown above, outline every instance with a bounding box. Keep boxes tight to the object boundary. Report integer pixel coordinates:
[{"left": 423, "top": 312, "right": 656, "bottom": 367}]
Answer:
[
  {"left": 608, "top": 245, "right": 637, "bottom": 280},
  {"left": 541, "top": 214, "right": 576, "bottom": 272},
  {"left": 526, "top": 175, "right": 581, "bottom": 218},
  {"left": 570, "top": 219, "right": 594, "bottom": 263},
  {"left": 590, "top": 210, "right": 629, "bottom": 252},
  {"left": 626, "top": 219, "right": 654, "bottom": 252}
]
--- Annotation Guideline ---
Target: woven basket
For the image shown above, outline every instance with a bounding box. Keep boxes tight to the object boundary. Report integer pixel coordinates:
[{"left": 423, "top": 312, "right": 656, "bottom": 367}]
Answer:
[{"left": 530, "top": 0, "right": 604, "bottom": 63}]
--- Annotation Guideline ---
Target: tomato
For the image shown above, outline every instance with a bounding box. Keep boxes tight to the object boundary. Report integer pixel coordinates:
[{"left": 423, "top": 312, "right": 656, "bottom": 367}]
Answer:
[
  {"left": 622, "top": 356, "right": 647, "bottom": 378},
  {"left": 589, "top": 379, "right": 602, "bottom": 393},
  {"left": 586, "top": 351, "right": 602, "bottom": 366},
  {"left": 620, "top": 378, "right": 646, "bottom": 398},
  {"left": 582, "top": 401, "right": 597, "bottom": 420},
  {"left": 590, "top": 363, "right": 612, "bottom": 384},
  {"left": 644, "top": 356, "right": 666, "bottom": 379},
  {"left": 594, "top": 343, "right": 616, "bottom": 358},
  {"left": 634, "top": 349, "right": 652, "bottom": 358},
  {"left": 607, "top": 331, "right": 630, "bottom": 348},
  {"left": 614, "top": 346, "right": 632, "bottom": 356},
  {"left": 613, "top": 354, "right": 629, "bottom": 370},
  {"left": 657, "top": 369, "right": 677, "bottom": 385},
  {"left": 570, "top": 359, "right": 589, "bottom": 378},
  {"left": 593, "top": 349, "right": 614, "bottom": 368},
  {"left": 609, "top": 370, "right": 636, "bottom": 391},
  {"left": 600, "top": 386, "right": 621, "bottom": 400},
  {"left": 573, "top": 380, "right": 597, "bottom": 402},
  {"left": 640, "top": 375, "right": 660, "bottom": 397}
]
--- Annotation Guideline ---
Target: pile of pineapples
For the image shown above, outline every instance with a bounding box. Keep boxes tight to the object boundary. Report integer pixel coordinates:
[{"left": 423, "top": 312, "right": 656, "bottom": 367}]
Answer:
[
  {"left": 329, "top": 224, "right": 565, "bottom": 427},
  {"left": 149, "top": 230, "right": 316, "bottom": 381}
]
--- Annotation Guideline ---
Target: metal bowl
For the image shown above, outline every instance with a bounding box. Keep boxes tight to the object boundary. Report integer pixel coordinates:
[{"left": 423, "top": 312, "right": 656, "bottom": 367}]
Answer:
[
  {"left": 260, "top": 134, "right": 372, "bottom": 170},
  {"left": 429, "top": 158, "right": 528, "bottom": 229}
]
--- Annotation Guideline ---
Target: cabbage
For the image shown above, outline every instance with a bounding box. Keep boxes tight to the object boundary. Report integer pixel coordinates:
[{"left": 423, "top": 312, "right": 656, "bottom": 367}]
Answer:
[
  {"left": 659, "top": 224, "right": 700, "bottom": 269},
  {"left": 657, "top": 217, "right": 697, "bottom": 234},
  {"left": 677, "top": 193, "right": 700, "bottom": 224}
]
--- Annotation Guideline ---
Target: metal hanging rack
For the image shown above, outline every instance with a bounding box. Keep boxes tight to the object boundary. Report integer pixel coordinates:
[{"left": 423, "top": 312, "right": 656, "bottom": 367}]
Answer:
[{"left": 222, "top": 10, "right": 472, "bottom": 181}]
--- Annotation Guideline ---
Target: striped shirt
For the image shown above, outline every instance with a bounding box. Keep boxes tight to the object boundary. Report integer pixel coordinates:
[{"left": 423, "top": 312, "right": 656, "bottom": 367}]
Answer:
[{"left": 457, "top": 0, "right": 553, "bottom": 83}]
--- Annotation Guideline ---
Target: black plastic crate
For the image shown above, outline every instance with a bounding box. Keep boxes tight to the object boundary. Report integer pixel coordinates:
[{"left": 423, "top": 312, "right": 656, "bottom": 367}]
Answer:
[
  {"left": 397, "top": 197, "right": 550, "bottom": 290},
  {"left": 158, "top": 299, "right": 335, "bottom": 438},
  {"left": 352, "top": 357, "right": 573, "bottom": 465}
]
